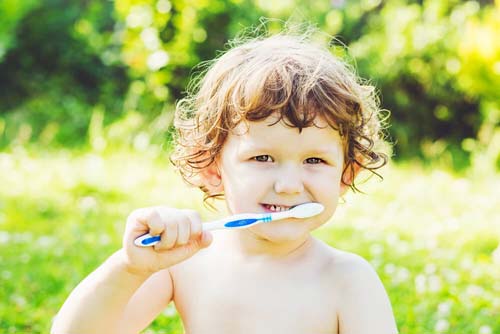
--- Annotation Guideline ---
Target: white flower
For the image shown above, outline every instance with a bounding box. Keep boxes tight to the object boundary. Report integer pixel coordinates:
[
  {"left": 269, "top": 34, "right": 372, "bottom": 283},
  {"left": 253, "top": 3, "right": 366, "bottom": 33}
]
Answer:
[
  {"left": 2, "top": 270, "right": 12, "bottom": 280},
  {"left": 384, "top": 263, "right": 396, "bottom": 275},
  {"left": 0, "top": 231, "right": 10, "bottom": 244},
  {"left": 466, "top": 284, "right": 484, "bottom": 297},
  {"left": 36, "top": 235, "right": 56, "bottom": 248},
  {"left": 370, "top": 244, "right": 383, "bottom": 256},
  {"left": 428, "top": 275, "right": 442, "bottom": 292},
  {"left": 425, "top": 263, "right": 437, "bottom": 275},
  {"left": 79, "top": 196, "right": 98, "bottom": 213},
  {"left": 435, "top": 319, "right": 450, "bottom": 332},
  {"left": 438, "top": 301, "right": 452, "bottom": 317},
  {"left": 395, "top": 267, "right": 410, "bottom": 284},
  {"left": 479, "top": 325, "right": 492, "bottom": 334},
  {"left": 11, "top": 294, "right": 27, "bottom": 308},
  {"left": 415, "top": 274, "right": 426, "bottom": 294}
]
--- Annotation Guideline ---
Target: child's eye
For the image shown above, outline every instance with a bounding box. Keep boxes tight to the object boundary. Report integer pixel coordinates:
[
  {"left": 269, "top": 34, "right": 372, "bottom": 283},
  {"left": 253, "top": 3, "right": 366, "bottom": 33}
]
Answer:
[
  {"left": 305, "top": 157, "right": 324, "bottom": 164},
  {"left": 253, "top": 155, "right": 273, "bottom": 162}
]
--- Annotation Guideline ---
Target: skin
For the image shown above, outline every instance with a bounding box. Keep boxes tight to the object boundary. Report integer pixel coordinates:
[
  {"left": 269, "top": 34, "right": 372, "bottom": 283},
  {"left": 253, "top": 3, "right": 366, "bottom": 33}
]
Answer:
[{"left": 51, "top": 116, "right": 398, "bottom": 334}]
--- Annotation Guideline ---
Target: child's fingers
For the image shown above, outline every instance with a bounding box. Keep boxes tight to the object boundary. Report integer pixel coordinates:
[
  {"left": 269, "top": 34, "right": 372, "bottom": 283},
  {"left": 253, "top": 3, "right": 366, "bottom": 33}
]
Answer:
[
  {"left": 122, "top": 206, "right": 212, "bottom": 273},
  {"left": 157, "top": 217, "right": 178, "bottom": 250},
  {"left": 143, "top": 209, "right": 165, "bottom": 236},
  {"left": 153, "top": 209, "right": 203, "bottom": 251},
  {"left": 176, "top": 216, "right": 191, "bottom": 246},
  {"left": 125, "top": 208, "right": 163, "bottom": 233},
  {"left": 182, "top": 209, "right": 203, "bottom": 240},
  {"left": 125, "top": 208, "right": 148, "bottom": 232},
  {"left": 125, "top": 206, "right": 207, "bottom": 253}
]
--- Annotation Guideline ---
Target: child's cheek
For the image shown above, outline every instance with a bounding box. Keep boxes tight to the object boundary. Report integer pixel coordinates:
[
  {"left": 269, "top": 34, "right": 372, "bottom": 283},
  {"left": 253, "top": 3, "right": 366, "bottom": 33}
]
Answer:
[{"left": 221, "top": 177, "right": 256, "bottom": 210}]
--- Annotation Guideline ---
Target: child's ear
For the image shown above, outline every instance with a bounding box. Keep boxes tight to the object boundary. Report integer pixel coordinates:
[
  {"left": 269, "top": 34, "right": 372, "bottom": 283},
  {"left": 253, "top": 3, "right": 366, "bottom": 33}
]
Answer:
[
  {"left": 199, "top": 161, "right": 223, "bottom": 194},
  {"left": 340, "top": 160, "right": 363, "bottom": 195}
]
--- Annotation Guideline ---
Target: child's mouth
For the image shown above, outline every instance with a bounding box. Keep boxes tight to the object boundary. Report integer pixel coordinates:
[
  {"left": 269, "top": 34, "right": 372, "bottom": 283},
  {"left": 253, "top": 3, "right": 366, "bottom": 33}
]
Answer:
[{"left": 261, "top": 204, "right": 292, "bottom": 212}]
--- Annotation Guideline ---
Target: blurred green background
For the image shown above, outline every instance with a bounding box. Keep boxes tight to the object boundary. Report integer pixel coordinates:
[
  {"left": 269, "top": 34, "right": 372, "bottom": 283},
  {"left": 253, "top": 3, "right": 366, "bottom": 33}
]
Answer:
[{"left": 0, "top": 0, "right": 499, "bottom": 333}]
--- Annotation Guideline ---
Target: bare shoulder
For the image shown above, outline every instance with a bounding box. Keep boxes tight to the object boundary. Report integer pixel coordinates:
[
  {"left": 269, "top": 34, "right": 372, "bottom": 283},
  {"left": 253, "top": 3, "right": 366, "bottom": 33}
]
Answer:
[
  {"left": 313, "top": 239, "right": 374, "bottom": 279},
  {"left": 314, "top": 239, "right": 399, "bottom": 334},
  {"left": 330, "top": 248, "right": 376, "bottom": 282}
]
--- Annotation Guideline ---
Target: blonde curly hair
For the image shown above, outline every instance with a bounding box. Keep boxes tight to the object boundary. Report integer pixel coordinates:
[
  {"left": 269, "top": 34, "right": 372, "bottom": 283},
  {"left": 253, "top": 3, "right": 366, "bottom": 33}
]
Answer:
[{"left": 171, "top": 31, "right": 389, "bottom": 203}]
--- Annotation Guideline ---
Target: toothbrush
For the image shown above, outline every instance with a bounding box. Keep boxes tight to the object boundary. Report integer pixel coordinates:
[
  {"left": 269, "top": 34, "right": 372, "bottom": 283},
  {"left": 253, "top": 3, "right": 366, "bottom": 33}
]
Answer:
[{"left": 134, "top": 202, "right": 324, "bottom": 247}]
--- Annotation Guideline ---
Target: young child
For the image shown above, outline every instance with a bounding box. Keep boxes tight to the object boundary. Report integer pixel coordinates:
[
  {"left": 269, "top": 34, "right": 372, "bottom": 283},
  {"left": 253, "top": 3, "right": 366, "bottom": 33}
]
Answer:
[{"left": 52, "top": 30, "right": 398, "bottom": 334}]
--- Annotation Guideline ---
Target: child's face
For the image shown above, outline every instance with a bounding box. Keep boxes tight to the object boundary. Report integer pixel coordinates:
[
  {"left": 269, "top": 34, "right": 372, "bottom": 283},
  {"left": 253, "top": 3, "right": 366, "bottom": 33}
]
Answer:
[{"left": 211, "top": 114, "right": 346, "bottom": 243}]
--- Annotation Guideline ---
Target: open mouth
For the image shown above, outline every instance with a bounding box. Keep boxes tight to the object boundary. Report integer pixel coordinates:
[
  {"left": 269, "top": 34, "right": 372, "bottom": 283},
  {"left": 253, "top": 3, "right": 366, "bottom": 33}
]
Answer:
[{"left": 261, "top": 204, "right": 292, "bottom": 212}]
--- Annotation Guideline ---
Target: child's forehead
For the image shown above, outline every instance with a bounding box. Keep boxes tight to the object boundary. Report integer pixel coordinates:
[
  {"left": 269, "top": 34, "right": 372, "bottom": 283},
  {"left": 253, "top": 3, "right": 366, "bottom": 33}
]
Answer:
[
  {"left": 230, "top": 116, "right": 343, "bottom": 152},
  {"left": 237, "top": 113, "right": 333, "bottom": 133}
]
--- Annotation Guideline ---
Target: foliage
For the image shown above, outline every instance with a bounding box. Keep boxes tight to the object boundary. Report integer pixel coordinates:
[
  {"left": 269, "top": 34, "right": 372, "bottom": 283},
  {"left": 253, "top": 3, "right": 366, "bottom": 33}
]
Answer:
[
  {"left": 0, "top": 0, "right": 40, "bottom": 61},
  {"left": 0, "top": 0, "right": 265, "bottom": 148},
  {"left": 0, "top": 0, "right": 129, "bottom": 146},
  {"left": 0, "top": 146, "right": 499, "bottom": 333},
  {"left": 0, "top": 0, "right": 499, "bottom": 169},
  {"left": 348, "top": 0, "right": 500, "bottom": 168}
]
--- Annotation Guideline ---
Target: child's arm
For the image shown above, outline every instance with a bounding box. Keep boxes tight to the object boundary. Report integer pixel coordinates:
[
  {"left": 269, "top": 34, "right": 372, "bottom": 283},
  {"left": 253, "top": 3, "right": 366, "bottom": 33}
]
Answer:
[
  {"left": 118, "top": 267, "right": 173, "bottom": 334},
  {"left": 337, "top": 254, "right": 398, "bottom": 334},
  {"left": 51, "top": 207, "right": 212, "bottom": 334}
]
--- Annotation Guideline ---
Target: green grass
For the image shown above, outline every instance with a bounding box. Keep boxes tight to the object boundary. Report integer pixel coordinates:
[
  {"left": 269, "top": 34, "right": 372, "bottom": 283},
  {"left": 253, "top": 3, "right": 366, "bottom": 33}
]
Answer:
[{"left": 1, "top": 147, "right": 499, "bottom": 333}]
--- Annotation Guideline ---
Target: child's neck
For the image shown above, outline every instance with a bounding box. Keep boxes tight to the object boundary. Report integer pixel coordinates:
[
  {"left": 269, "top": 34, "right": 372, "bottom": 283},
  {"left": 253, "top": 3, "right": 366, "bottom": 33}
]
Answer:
[{"left": 217, "top": 230, "right": 314, "bottom": 261}]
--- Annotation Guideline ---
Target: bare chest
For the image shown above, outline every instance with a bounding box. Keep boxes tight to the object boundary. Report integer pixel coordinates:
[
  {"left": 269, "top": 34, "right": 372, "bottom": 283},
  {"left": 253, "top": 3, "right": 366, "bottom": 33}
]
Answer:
[{"left": 171, "top": 255, "right": 339, "bottom": 334}]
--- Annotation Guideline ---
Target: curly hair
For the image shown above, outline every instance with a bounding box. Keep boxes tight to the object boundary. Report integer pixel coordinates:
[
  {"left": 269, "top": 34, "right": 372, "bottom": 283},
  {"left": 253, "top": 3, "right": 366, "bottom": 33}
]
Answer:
[{"left": 170, "top": 30, "right": 389, "bottom": 203}]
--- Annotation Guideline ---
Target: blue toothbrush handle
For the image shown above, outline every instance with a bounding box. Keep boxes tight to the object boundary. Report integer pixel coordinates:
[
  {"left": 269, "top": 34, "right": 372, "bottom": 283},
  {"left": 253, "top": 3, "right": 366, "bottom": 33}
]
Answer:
[
  {"left": 134, "top": 234, "right": 162, "bottom": 247},
  {"left": 134, "top": 214, "right": 271, "bottom": 247},
  {"left": 219, "top": 218, "right": 260, "bottom": 228}
]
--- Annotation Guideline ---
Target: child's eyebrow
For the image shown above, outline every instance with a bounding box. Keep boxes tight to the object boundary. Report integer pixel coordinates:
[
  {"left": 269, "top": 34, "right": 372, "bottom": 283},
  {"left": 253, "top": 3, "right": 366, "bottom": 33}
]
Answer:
[
  {"left": 239, "top": 143, "right": 340, "bottom": 156},
  {"left": 305, "top": 148, "right": 340, "bottom": 156}
]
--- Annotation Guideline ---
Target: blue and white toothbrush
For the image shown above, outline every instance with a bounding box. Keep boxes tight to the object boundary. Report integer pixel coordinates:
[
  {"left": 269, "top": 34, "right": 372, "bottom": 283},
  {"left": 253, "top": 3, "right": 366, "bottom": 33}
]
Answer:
[{"left": 134, "top": 202, "right": 324, "bottom": 247}]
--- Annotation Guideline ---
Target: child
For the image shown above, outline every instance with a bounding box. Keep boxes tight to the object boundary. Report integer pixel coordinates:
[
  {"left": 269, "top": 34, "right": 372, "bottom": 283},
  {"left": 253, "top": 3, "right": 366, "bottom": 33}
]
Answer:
[{"left": 51, "top": 29, "right": 398, "bottom": 334}]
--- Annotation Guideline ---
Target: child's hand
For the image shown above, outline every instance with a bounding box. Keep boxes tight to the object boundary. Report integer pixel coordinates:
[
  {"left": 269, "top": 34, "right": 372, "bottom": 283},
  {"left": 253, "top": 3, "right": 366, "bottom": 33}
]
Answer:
[{"left": 122, "top": 207, "right": 212, "bottom": 275}]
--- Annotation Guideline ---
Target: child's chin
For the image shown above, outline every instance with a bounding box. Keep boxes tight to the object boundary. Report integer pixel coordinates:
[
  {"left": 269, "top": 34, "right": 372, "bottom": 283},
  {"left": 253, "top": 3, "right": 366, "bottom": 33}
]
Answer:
[{"left": 253, "top": 222, "right": 309, "bottom": 243}]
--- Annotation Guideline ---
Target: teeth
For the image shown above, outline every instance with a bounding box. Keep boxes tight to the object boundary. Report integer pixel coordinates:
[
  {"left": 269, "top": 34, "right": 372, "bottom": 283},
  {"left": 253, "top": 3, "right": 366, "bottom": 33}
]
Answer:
[{"left": 268, "top": 205, "right": 290, "bottom": 212}]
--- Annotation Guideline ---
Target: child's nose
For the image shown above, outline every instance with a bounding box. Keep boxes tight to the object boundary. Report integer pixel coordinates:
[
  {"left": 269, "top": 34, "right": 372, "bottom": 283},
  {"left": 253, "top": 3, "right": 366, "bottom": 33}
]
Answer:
[{"left": 273, "top": 164, "right": 304, "bottom": 194}]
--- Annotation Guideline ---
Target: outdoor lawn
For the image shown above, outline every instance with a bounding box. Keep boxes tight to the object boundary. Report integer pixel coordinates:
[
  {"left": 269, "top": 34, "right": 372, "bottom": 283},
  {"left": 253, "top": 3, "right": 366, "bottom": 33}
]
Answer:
[{"left": 1, "top": 145, "right": 498, "bottom": 333}]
